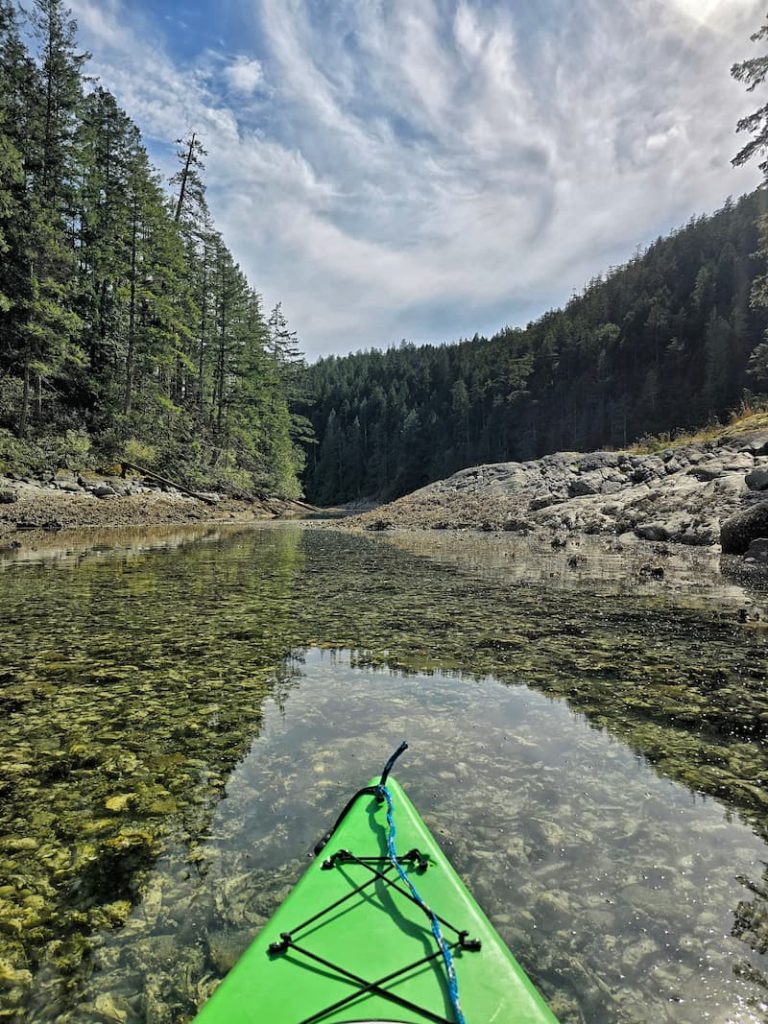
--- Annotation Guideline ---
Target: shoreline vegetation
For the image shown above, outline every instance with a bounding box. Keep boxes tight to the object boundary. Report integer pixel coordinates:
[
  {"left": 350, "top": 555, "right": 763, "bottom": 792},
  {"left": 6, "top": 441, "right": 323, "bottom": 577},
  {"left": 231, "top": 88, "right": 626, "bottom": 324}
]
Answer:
[
  {"left": 4, "top": 411, "right": 768, "bottom": 561},
  {"left": 0, "top": 1, "right": 312, "bottom": 508},
  {"left": 0, "top": 469, "right": 313, "bottom": 544}
]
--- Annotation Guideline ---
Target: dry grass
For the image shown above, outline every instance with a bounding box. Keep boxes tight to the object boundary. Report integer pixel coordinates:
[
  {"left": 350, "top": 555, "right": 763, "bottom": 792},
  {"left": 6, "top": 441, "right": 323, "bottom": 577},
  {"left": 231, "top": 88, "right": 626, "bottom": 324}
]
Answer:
[{"left": 629, "top": 401, "right": 768, "bottom": 454}]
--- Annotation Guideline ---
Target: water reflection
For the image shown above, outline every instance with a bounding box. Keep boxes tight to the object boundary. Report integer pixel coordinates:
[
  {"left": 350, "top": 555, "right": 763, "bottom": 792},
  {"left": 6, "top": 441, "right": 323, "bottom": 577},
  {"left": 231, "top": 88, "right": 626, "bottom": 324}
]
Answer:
[
  {"left": 28, "top": 651, "right": 768, "bottom": 1024},
  {"left": 0, "top": 523, "right": 257, "bottom": 567},
  {"left": 378, "top": 528, "right": 768, "bottom": 611},
  {"left": 0, "top": 525, "right": 766, "bottom": 1022}
]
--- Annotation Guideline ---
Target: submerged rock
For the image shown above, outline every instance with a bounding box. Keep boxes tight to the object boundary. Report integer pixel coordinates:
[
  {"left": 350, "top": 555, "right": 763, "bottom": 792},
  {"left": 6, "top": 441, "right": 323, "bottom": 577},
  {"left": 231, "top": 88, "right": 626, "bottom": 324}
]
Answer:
[{"left": 639, "top": 564, "right": 665, "bottom": 580}]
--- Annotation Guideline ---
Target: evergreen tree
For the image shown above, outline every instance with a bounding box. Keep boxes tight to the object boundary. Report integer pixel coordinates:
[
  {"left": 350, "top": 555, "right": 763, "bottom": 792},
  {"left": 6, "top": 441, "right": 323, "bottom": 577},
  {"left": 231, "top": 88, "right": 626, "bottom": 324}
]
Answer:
[
  {"left": 732, "top": 17, "right": 768, "bottom": 175},
  {"left": 733, "top": 15, "right": 768, "bottom": 385},
  {"left": 13, "top": 0, "right": 89, "bottom": 436},
  {"left": 171, "top": 130, "right": 207, "bottom": 227},
  {"left": 0, "top": 1, "right": 308, "bottom": 497}
]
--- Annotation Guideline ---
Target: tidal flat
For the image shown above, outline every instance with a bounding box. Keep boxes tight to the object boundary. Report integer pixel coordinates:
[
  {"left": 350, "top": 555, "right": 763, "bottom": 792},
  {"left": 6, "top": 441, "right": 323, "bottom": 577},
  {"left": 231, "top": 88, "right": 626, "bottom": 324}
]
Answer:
[{"left": 0, "top": 524, "right": 767, "bottom": 1023}]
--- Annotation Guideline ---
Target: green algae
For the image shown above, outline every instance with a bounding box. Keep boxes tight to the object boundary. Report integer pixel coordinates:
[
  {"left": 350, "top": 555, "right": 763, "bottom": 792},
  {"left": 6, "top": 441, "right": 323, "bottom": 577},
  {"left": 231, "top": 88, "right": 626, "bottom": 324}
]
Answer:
[{"left": 0, "top": 524, "right": 767, "bottom": 1021}]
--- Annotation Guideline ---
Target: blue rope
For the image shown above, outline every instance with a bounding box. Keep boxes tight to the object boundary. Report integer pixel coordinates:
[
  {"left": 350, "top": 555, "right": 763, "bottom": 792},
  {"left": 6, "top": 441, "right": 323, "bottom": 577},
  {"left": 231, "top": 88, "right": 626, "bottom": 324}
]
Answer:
[{"left": 376, "top": 784, "right": 466, "bottom": 1024}]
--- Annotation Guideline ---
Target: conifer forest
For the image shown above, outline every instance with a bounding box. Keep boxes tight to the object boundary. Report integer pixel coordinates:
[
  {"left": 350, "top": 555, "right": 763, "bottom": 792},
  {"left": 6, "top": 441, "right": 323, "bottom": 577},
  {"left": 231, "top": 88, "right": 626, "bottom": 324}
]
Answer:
[
  {"left": 3, "top": 1, "right": 768, "bottom": 508},
  {"left": 305, "top": 193, "right": 768, "bottom": 504},
  {"left": 0, "top": 0, "right": 307, "bottom": 498}
]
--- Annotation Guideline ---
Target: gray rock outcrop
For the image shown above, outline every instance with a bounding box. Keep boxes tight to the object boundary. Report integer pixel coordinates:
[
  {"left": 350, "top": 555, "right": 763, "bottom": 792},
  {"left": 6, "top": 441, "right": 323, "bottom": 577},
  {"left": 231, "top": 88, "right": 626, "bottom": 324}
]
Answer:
[{"left": 358, "top": 429, "right": 768, "bottom": 550}]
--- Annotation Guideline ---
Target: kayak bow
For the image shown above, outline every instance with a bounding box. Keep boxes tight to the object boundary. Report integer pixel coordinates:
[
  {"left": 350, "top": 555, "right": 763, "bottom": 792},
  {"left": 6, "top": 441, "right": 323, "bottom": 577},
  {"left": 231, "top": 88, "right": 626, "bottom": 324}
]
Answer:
[{"left": 193, "top": 746, "right": 559, "bottom": 1024}]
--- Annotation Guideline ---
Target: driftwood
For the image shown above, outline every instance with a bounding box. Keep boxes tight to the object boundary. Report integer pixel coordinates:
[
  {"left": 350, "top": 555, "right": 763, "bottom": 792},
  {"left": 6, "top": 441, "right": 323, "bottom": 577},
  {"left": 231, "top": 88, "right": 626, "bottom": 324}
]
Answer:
[
  {"left": 120, "top": 461, "right": 217, "bottom": 506},
  {"left": 120, "top": 461, "right": 320, "bottom": 516},
  {"left": 286, "top": 497, "right": 320, "bottom": 512}
]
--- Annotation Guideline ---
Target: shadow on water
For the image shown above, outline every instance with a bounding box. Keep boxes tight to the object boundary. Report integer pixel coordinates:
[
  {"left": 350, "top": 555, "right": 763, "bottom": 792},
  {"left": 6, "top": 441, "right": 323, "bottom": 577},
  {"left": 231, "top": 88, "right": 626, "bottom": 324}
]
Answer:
[{"left": 0, "top": 524, "right": 766, "bottom": 1021}]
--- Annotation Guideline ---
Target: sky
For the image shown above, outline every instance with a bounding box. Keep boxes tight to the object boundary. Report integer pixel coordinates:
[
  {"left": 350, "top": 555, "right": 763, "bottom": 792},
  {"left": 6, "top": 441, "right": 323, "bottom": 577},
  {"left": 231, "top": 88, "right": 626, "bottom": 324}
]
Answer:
[{"left": 68, "top": 0, "right": 766, "bottom": 361}]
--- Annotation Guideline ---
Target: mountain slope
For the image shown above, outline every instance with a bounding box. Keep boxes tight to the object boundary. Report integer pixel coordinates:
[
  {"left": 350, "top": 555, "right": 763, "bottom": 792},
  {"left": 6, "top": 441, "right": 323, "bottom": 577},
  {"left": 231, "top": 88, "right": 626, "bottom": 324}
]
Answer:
[{"left": 304, "top": 191, "right": 767, "bottom": 506}]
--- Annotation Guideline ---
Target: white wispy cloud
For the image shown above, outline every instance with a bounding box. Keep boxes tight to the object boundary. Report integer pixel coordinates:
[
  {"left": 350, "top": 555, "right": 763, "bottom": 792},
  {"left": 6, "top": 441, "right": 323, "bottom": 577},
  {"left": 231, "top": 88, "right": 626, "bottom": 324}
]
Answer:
[
  {"left": 69, "top": 0, "right": 763, "bottom": 358},
  {"left": 223, "top": 56, "right": 264, "bottom": 96}
]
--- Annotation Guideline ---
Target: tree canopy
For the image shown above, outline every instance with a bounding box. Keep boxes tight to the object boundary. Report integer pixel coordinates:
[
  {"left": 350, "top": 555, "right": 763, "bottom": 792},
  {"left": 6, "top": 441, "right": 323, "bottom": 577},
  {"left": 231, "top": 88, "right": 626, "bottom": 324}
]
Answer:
[{"left": 0, "top": 0, "right": 308, "bottom": 497}]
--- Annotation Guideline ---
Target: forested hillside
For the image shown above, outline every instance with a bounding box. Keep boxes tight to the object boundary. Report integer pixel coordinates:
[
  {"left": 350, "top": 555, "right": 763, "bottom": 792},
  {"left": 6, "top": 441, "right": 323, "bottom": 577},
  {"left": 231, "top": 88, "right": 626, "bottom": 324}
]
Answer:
[
  {"left": 305, "top": 191, "right": 768, "bottom": 505},
  {"left": 0, "top": 0, "right": 307, "bottom": 497}
]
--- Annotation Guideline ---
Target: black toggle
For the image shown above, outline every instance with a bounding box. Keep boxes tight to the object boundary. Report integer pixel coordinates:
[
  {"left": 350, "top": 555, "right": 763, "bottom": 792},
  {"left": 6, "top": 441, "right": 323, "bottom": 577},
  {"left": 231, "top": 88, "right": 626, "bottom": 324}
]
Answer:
[
  {"left": 403, "top": 847, "right": 429, "bottom": 871},
  {"left": 458, "top": 930, "right": 482, "bottom": 951},
  {"left": 268, "top": 932, "right": 292, "bottom": 955}
]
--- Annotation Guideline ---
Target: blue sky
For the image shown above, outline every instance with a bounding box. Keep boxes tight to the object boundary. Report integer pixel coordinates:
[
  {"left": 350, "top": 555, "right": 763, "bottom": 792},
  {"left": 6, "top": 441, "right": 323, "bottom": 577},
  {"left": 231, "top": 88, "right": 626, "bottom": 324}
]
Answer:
[{"left": 70, "top": 0, "right": 764, "bottom": 360}]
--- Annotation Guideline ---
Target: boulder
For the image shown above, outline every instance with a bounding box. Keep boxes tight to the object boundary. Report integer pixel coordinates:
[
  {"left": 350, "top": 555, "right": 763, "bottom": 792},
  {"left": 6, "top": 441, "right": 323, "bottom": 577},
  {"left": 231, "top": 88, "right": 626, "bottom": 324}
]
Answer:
[
  {"left": 722, "top": 454, "right": 754, "bottom": 473},
  {"left": 92, "top": 485, "right": 116, "bottom": 498},
  {"left": 529, "top": 492, "right": 556, "bottom": 511},
  {"left": 745, "top": 538, "right": 768, "bottom": 561},
  {"left": 721, "top": 501, "right": 768, "bottom": 554},
  {"left": 365, "top": 519, "right": 391, "bottom": 531},
  {"left": 634, "top": 523, "right": 669, "bottom": 542},
  {"left": 741, "top": 437, "right": 768, "bottom": 456},
  {"left": 745, "top": 469, "right": 768, "bottom": 492},
  {"left": 676, "top": 524, "right": 719, "bottom": 546},
  {"left": 705, "top": 474, "right": 747, "bottom": 499},
  {"left": 601, "top": 480, "right": 624, "bottom": 495},
  {"left": 577, "top": 452, "right": 619, "bottom": 471},
  {"left": 687, "top": 463, "right": 723, "bottom": 482},
  {"left": 568, "top": 476, "right": 601, "bottom": 497}
]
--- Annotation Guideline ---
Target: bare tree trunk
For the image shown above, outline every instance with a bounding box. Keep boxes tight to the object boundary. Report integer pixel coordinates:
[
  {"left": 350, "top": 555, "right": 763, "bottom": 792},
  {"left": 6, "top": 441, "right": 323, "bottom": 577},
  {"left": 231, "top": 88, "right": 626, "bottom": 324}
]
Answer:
[
  {"left": 18, "top": 342, "right": 30, "bottom": 439},
  {"left": 198, "top": 263, "right": 207, "bottom": 418},
  {"left": 124, "top": 210, "right": 138, "bottom": 415},
  {"left": 174, "top": 132, "right": 196, "bottom": 223}
]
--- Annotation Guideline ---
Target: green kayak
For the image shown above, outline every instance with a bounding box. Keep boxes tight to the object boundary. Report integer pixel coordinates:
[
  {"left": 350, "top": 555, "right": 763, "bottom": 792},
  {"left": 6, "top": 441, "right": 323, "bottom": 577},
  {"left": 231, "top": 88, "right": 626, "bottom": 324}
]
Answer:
[{"left": 193, "top": 746, "right": 559, "bottom": 1024}]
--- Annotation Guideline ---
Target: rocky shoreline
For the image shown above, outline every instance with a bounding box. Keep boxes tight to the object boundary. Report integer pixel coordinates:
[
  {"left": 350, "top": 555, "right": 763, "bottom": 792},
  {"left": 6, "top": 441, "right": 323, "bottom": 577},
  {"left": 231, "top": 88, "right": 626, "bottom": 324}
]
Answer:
[
  {"left": 6, "top": 431, "right": 768, "bottom": 560},
  {"left": 0, "top": 469, "right": 305, "bottom": 544},
  {"left": 340, "top": 430, "right": 768, "bottom": 558}
]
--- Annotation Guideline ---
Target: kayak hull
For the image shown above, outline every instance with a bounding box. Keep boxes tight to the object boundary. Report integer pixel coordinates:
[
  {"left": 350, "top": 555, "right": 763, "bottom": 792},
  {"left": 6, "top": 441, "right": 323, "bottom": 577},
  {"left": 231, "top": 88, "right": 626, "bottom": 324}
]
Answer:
[{"left": 193, "top": 778, "right": 559, "bottom": 1023}]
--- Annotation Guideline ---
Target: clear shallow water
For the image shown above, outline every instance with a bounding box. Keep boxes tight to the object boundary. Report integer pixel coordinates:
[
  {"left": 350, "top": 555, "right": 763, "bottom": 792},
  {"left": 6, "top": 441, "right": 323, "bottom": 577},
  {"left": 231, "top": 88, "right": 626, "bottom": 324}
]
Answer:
[{"left": 1, "top": 525, "right": 767, "bottom": 1022}]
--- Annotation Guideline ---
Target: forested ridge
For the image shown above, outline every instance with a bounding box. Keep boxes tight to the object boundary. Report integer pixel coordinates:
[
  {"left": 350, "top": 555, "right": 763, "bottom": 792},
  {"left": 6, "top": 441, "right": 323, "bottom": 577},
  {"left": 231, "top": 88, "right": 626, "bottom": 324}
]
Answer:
[
  {"left": 0, "top": 0, "right": 308, "bottom": 497},
  {"left": 305, "top": 191, "right": 768, "bottom": 505},
  {"left": 5, "top": 1, "right": 768, "bottom": 511}
]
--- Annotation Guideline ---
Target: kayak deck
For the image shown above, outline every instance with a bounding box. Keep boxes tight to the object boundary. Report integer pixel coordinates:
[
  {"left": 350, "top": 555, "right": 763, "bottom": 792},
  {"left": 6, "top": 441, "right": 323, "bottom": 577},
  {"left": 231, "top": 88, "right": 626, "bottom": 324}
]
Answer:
[{"left": 193, "top": 778, "right": 559, "bottom": 1023}]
